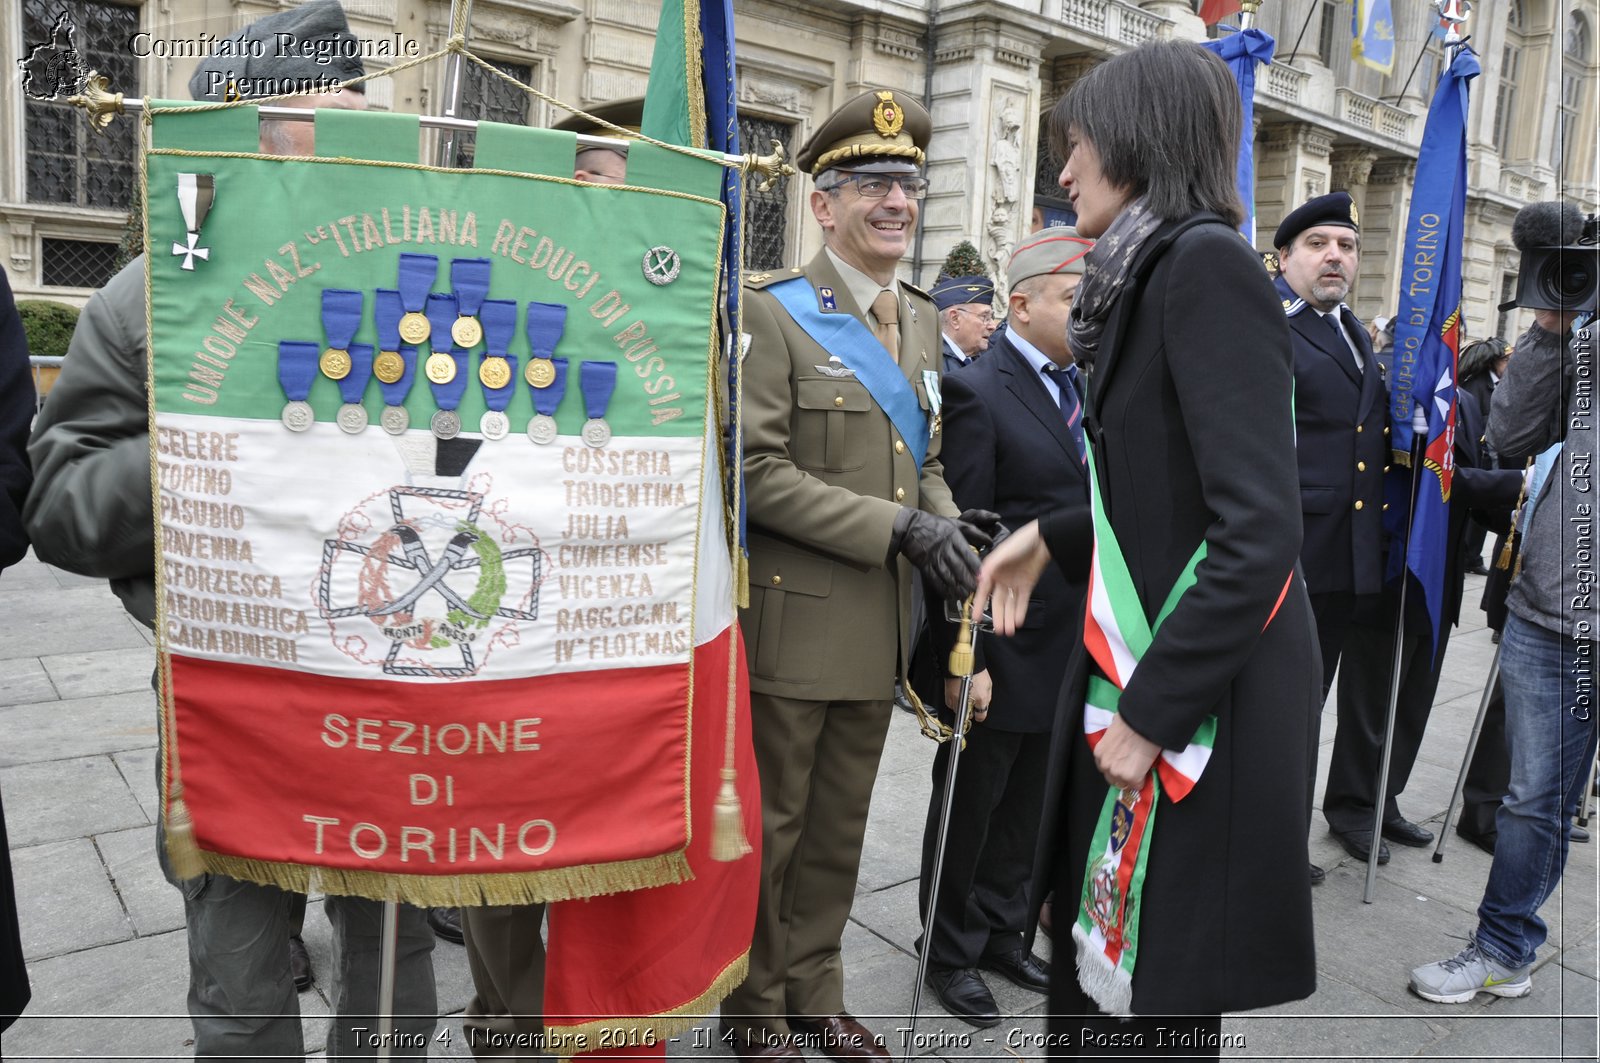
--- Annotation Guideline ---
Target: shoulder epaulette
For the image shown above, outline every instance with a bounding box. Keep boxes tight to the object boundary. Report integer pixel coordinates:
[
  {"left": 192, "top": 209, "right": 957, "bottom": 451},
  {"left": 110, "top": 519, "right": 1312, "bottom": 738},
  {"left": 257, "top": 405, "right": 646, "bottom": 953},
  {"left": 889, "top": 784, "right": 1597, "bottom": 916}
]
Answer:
[{"left": 743, "top": 267, "right": 803, "bottom": 290}]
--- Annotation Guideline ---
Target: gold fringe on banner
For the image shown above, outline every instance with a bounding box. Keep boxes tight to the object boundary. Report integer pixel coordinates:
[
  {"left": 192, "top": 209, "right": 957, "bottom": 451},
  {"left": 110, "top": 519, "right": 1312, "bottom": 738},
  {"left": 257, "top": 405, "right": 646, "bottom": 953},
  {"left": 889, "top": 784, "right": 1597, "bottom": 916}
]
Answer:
[
  {"left": 543, "top": 951, "right": 750, "bottom": 1061},
  {"left": 194, "top": 849, "right": 692, "bottom": 909}
]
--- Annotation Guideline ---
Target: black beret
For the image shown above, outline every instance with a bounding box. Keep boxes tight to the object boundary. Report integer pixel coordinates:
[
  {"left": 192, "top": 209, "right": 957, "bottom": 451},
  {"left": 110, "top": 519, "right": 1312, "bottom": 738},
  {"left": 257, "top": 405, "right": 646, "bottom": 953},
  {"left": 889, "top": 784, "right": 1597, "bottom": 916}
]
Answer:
[
  {"left": 1274, "top": 191, "right": 1360, "bottom": 250},
  {"left": 188, "top": 0, "right": 365, "bottom": 102}
]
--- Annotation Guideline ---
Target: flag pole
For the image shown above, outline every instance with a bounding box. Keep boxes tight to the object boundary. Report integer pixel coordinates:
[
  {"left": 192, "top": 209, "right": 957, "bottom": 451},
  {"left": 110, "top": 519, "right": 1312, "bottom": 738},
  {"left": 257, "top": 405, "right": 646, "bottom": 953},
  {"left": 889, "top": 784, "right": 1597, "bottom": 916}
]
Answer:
[
  {"left": 1433, "top": 643, "right": 1501, "bottom": 863},
  {"left": 434, "top": 0, "right": 475, "bottom": 167},
  {"left": 1363, "top": 405, "right": 1429, "bottom": 903}
]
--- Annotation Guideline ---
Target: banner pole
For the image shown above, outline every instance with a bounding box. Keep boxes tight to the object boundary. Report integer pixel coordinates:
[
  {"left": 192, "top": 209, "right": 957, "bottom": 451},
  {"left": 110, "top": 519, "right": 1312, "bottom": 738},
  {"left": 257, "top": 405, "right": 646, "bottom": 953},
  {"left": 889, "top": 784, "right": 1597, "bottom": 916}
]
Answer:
[
  {"left": 1364, "top": 405, "right": 1429, "bottom": 904},
  {"left": 377, "top": 900, "right": 401, "bottom": 1060},
  {"left": 1432, "top": 643, "right": 1501, "bottom": 863},
  {"left": 435, "top": 0, "right": 476, "bottom": 167}
]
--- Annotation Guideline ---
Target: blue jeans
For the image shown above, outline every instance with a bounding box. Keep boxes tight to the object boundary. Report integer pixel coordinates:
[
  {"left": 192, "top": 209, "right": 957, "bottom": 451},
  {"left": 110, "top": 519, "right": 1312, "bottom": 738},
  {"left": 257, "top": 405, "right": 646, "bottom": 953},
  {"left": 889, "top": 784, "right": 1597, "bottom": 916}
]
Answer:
[{"left": 1474, "top": 612, "right": 1599, "bottom": 969}]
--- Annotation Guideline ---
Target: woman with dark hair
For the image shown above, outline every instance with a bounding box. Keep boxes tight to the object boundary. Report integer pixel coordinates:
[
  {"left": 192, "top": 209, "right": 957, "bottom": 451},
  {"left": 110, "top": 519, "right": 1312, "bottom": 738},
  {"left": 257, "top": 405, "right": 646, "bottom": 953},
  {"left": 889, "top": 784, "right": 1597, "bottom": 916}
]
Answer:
[
  {"left": 976, "top": 40, "right": 1318, "bottom": 1056},
  {"left": 1458, "top": 338, "right": 1511, "bottom": 573}
]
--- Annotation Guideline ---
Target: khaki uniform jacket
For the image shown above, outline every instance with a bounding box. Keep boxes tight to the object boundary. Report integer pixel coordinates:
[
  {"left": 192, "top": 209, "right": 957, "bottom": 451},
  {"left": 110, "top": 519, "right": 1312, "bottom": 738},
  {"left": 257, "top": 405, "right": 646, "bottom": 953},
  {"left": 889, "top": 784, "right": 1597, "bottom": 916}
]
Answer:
[{"left": 736, "top": 251, "right": 957, "bottom": 701}]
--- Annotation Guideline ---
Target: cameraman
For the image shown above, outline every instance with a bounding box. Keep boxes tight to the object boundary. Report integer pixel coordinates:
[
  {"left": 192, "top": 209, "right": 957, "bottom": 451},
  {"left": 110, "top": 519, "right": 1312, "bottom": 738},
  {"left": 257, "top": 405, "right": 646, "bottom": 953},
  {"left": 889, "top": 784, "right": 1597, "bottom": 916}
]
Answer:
[{"left": 1410, "top": 287, "right": 1596, "bottom": 1003}]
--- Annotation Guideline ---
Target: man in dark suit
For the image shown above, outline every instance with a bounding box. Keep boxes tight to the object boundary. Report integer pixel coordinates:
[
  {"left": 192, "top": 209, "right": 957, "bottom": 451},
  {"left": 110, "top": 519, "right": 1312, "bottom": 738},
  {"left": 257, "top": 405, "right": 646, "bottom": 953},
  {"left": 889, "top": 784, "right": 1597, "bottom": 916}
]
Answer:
[
  {"left": 1329, "top": 389, "right": 1521, "bottom": 863},
  {"left": 1274, "top": 192, "right": 1388, "bottom": 875},
  {"left": 917, "top": 228, "right": 1092, "bottom": 1026},
  {"left": 928, "top": 275, "right": 998, "bottom": 374}
]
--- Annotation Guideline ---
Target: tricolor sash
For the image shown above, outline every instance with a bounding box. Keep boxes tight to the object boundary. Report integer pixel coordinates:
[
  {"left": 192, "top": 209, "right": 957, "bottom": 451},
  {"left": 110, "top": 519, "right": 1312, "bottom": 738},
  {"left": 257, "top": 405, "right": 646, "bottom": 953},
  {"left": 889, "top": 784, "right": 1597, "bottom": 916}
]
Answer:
[
  {"left": 767, "top": 278, "right": 930, "bottom": 469},
  {"left": 1073, "top": 443, "right": 1294, "bottom": 1015},
  {"left": 1071, "top": 445, "right": 1215, "bottom": 1017}
]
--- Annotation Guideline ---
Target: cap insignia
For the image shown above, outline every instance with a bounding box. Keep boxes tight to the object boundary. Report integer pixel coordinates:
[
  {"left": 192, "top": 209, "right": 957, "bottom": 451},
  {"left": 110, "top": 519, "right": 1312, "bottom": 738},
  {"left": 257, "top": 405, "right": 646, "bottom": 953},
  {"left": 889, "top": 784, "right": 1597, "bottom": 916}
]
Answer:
[
  {"left": 1349, "top": 202, "right": 1360, "bottom": 226},
  {"left": 872, "top": 91, "right": 904, "bottom": 139}
]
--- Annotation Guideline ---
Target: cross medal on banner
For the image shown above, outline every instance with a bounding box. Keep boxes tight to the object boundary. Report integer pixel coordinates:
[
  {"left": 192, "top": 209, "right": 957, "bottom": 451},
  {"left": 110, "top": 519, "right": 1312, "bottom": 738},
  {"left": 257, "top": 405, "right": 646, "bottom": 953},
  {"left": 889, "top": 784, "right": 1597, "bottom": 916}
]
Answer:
[{"left": 172, "top": 173, "right": 215, "bottom": 270}]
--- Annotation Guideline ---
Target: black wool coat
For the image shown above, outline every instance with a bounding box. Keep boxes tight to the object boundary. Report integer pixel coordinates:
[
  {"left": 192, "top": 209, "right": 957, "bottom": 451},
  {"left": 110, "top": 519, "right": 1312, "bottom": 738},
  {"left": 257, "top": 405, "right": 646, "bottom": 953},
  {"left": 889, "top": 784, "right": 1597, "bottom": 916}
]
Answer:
[{"left": 1036, "top": 216, "right": 1320, "bottom": 1017}]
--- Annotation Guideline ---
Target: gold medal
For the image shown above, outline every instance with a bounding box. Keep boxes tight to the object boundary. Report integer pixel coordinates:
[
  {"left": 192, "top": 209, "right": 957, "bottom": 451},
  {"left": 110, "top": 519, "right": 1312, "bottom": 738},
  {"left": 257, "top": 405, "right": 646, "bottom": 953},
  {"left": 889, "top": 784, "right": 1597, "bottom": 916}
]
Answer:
[
  {"left": 425, "top": 351, "right": 457, "bottom": 384},
  {"left": 398, "top": 311, "right": 431, "bottom": 345},
  {"left": 451, "top": 316, "right": 483, "bottom": 348},
  {"left": 525, "top": 357, "right": 556, "bottom": 389},
  {"left": 373, "top": 350, "right": 406, "bottom": 384},
  {"left": 479, "top": 356, "right": 512, "bottom": 390},
  {"left": 320, "top": 348, "right": 351, "bottom": 380}
]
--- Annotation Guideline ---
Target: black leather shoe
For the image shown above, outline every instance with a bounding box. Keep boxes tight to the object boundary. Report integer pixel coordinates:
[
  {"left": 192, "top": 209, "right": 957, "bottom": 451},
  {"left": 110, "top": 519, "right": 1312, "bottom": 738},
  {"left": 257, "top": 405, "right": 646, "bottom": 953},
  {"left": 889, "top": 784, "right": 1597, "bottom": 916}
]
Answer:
[
  {"left": 980, "top": 947, "right": 1050, "bottom": 993},
  {"left": 926, "top": 967, "right": 1000, "bottom": 1028},
  {"left": 1332, "top": 828, "right": 1390, "bottom": 864},
  {"left": 1455, "top": 823, "right": 1497, "bottom": 855},
  {"left": 1309, "top": 862, "right": 1325, "bottom": 885},
  {"left": 786, "top": 1014, "right": 888, "bottom": 1060},
  {"left": 1382, "top": 817, "right": 1434, "bottom": 847},
  {"left": 1573, "top": 824, "right": 1591, "bottom": 843},
  {"left": 288, "top": 934, "right": 314, "bottom": 991},
  {"left": 427, "top": 906, "right": 464, "bottom": 944},
  {"left": 1467, "top": 561, "right": 1491, "bottom": 576}
]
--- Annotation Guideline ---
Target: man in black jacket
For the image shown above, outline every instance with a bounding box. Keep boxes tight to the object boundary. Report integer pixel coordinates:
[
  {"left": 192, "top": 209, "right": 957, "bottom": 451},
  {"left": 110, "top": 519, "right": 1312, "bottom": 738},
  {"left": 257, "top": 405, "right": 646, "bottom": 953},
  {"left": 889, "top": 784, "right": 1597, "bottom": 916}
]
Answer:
[
  {"left": 1274, "top": 193, "right": 1388, "bottom": 876},
  {"left": 917, "top": 228, "right": 1091, "bottom": 1026}
]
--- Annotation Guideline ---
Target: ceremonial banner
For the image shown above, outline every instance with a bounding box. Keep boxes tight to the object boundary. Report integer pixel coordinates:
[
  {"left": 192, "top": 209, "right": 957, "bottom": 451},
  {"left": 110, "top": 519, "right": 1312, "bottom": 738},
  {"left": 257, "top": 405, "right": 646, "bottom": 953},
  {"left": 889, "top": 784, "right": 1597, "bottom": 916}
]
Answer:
[
  {"left": 1202, "top": 28, "right": 1275, "bottom": 246},
  {"left": 1384, "top": 48, "right": 1478, "bottom": 659},
  {"left": 1351, "top": 0, "right": 1397, "bottom": 75},
  {"left": 145, "top": 104, "right": 744, "bottom": 910}
]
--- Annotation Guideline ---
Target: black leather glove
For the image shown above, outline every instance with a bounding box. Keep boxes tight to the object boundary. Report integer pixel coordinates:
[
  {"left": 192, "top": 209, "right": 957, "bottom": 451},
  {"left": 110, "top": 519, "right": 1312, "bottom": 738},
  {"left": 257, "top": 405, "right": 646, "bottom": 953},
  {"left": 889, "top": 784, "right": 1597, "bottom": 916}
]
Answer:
[
  {"left": 890, "top": 508, "right": 981, "bottom": 601},
  {"left": 956, "top": 508, "right": 1004, "bottom": 552}
]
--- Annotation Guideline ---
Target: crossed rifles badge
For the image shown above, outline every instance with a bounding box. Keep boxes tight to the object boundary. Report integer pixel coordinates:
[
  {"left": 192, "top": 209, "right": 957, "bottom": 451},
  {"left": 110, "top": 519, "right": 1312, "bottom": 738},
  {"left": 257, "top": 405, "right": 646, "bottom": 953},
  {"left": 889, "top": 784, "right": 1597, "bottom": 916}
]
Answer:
[
  {"left": 317, "top": 486, "right": 543, "bottom": 678},
  {"left": 173, "top": 173, "right": 216, "bottom": 271}
]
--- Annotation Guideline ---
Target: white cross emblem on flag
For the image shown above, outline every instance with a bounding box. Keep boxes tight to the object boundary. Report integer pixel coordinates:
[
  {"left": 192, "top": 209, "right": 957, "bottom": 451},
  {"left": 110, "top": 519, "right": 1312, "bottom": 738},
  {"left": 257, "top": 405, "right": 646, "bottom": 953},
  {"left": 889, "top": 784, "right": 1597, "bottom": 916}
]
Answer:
[{"left": 172, "top": 173, "right": 215, "bottom": 271}]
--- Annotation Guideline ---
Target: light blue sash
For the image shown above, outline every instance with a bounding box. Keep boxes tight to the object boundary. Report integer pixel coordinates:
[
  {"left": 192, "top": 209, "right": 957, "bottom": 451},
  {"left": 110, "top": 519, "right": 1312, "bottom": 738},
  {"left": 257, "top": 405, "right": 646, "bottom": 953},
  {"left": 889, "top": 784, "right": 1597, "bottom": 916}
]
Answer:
[{"left": 768, "top": 278, "right": 930, "bottom": 469}]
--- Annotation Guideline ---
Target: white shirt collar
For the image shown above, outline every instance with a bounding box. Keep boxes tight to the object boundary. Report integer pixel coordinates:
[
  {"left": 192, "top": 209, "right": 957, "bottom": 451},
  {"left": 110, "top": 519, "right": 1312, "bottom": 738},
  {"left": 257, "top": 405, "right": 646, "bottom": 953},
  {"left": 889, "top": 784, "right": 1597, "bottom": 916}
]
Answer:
[
  {"left": 941, "top": 334, "right": 970, "bottom": 365},
  {"left": 825, "top": 247, "right": 897, "bottom": 319},
  {"left": 1005, "top": 325, "right": 1067, "bottom": 378}
]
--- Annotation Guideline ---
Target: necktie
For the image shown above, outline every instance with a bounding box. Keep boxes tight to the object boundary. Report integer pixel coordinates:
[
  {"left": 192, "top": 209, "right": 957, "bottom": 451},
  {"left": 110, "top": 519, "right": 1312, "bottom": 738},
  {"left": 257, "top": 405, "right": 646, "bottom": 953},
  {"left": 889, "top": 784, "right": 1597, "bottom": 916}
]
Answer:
[
  {"left": 1043, "top": 364, "right": 1086, "bottom": 463},
  {"left": 871, "top": 289, "right": 899, "bottom": 355},
  {"left": 1327, "top": 310, "right": 1363, "bottom": 372}
]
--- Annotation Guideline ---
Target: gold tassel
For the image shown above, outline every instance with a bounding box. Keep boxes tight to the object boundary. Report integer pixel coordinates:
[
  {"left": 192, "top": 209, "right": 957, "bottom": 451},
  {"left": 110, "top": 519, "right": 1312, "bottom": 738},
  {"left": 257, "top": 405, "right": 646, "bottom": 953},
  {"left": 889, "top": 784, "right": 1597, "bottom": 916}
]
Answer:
[
  {"left": 164, "top": 784, "right": 206, "bottom": 882},
  {"left": 711, "top": 769, "right": 752, "bottom": 861},
  {"left": 736, "top": 552, "right": 750, "bottom": 610},
  {"left": 1497, "top": 457, "right": 1535, "bottom": 572},
  {"left": 1495, "top": 534, "right": 1516, "bottom": 570}
]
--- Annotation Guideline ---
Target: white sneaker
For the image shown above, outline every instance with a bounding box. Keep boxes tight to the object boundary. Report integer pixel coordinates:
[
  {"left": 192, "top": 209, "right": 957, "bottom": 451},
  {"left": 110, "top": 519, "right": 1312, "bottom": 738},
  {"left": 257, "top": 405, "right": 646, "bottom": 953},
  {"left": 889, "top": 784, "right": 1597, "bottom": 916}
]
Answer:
[{"left": 1410, "top": 941, "right": 1532, "bottom": 1004}]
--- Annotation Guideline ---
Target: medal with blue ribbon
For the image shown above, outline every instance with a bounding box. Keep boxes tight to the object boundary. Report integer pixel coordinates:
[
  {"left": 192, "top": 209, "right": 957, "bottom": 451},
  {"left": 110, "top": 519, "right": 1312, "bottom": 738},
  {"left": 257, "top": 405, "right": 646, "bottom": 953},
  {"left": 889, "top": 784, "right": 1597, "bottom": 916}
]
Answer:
[
  {"left": 477, "top": 300, "right": 518, "bottom": 440},
  {"left": 527, "top": 357, "right": 568, "bottom": 445},
  {"left": 423, "top": 293, "right": 459, "bottom": 386},
  {"left": 579, "top": 361, "right": 618, "bottom": 448},
  {"left": 336, "top": 343, "right": 375, "bottom": 434},
  {"left": 523, "top": 301, "right": 567, "bottom": 389},
  {"left": 319, "top": 289, "right": 363, "bottom": 381},
  {"left": 397, "top": 253, "right": 437, "bottom": 345},
  {"left": 374, "top": 290, "right": 417, "bottom": 434},
  {"left": 278, "top": 340, "right": 319, "bottom": 432},
  {"left": 449, "top": 258, "right": 491, "bottom": 348},
  {"left": 426, "top": 294, "right": 468, "bottom": 439}
]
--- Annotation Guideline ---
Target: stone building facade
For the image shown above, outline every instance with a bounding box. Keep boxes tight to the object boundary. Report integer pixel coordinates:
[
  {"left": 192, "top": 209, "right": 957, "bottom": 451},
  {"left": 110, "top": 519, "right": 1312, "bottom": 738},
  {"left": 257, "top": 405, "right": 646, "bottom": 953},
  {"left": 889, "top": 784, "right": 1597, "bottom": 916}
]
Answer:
[{"left": 4, "top": 0, "right": 1596, "bottom": 343}]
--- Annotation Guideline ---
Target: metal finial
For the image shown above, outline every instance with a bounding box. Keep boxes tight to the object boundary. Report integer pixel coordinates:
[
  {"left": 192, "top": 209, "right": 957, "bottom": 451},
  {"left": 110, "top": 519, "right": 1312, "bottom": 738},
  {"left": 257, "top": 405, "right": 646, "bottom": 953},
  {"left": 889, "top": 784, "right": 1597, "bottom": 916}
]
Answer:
[
  {"left": 746, "top": 139, "right": 795, "bottom": 194},
  {"left": 67, "top": 71, "right": 123, "bottom": 135}
]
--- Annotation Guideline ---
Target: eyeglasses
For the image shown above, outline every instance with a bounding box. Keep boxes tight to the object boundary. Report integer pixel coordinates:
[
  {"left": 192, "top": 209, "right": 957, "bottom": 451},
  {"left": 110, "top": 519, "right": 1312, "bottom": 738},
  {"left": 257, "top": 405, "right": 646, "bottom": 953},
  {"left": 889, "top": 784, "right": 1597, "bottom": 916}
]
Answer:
[
  {"left": 951, "top": 306, "right": 996, "bottom": 324},
  {"left": 822, "top": 173, "right": 931, "bottom": 200}
]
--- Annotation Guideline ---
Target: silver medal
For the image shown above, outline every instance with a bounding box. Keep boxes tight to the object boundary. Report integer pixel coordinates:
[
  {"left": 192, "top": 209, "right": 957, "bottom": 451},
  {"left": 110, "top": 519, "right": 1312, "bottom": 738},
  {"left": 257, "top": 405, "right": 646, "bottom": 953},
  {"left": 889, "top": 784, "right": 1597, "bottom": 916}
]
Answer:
[
  {"left": 381, "top": 405, "right": 410, "bottom": 435},
  {"left": 582, "top": 418, "right": 611, "bottom": 448},
  {"left": 282, "top": 400, "right": 314, "bottom": 432},
  {"left": 431, "top": 409, "right": 461, "bottom": 440},
  {"left": 528, "top": 414, "right": 558, "bottom": 445},
  {"left": 337, "top": 403, "right": 369, "bottom": 434},
  {"left": 480, "top": 410, "right": 510, "bottom": 440}
]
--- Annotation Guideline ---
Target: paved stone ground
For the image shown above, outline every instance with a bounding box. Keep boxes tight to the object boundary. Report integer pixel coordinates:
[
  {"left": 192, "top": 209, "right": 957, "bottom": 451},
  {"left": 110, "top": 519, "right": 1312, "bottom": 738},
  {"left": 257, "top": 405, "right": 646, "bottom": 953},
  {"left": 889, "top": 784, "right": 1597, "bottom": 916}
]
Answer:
[{"left": 2, "top": 550, "right": 1596, "bottom": 1060}]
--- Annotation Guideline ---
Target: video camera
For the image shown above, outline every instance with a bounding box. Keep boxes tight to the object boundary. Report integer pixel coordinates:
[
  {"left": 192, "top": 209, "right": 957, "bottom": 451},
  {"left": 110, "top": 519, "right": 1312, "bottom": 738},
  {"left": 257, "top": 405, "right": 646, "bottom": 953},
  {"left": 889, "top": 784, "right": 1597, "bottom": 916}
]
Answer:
[{"left": 1499, "top": 203, "right": 1599, "bottom": 314}]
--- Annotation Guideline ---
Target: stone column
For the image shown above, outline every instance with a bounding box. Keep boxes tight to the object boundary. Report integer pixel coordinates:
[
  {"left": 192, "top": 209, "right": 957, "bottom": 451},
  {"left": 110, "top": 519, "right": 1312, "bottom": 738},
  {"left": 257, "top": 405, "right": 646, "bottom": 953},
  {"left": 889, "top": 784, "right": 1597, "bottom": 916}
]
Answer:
[
  {"left": 1254, "top": 122, "right": 1334, "bottom": 252},
  {"left": 1359, "top": 156, "right": 1417, "bottom": 323},
  {"left": 914, "top": 10, "right": 1046, "bottom": 289}
]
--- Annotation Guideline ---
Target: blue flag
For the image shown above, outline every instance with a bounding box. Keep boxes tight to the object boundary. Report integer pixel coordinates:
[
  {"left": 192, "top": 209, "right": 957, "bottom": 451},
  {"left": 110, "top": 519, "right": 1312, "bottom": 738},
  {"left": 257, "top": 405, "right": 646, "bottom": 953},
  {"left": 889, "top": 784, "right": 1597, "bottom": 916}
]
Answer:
[
  {"left": 1384, "top": 47, "right": 1479, "bottom": 659},
  {"left": 1352, "top": 0, "right": 1397, "bottom": 74},
  {"left": 1202, "top": 28, "right": 1275, "bottom": 245}
]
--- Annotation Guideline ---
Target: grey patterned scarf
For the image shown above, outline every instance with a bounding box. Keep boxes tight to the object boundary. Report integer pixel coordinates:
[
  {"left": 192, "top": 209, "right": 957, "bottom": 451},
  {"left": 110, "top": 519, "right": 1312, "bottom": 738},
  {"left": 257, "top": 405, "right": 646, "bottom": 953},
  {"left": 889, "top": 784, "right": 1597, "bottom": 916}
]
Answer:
[{"left": 1066, "top": 196, "right": 1162, "bottom": 370}]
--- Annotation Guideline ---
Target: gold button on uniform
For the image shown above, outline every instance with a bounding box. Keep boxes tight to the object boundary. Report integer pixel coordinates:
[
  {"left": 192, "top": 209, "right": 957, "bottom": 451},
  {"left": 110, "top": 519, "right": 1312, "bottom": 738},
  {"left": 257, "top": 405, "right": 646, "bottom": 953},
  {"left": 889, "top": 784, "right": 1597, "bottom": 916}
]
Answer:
[
  {"left": 894, "top": 440, "right": 905, "bottom": 454},
  {"left": 1356, "top": 425, "right": 1363, "bottom": 433},
  {"left": 1354, "top": 500, "right": 1364, "bottom": 510},
  {"left": 1358, "top": 461, "right": 1367, "bottom": 472},
  {"left": 1383, "top": 503, "right": 1390, "bottom": 511},
  {"left": 771, "top": 575, "right": 782, "bottom": 586},
  {"left": 834, "top": 396, "right": 845, "bottom": 408},
  {"left": 895, "top": 488, "right": 906, "bottom": 502}
]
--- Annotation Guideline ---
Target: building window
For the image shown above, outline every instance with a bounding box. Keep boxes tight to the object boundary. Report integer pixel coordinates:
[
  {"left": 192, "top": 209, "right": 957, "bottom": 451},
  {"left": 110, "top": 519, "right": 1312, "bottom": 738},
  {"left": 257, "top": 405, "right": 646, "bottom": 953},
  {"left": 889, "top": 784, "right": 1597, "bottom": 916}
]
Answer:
[
  {"left": 1494, "top": 7, "right": 1525, "bottom": 160},
  {"left": 1556, "top": 13, "right": 1592, "bottom": 178},
  {"left": 41, "top": 237, "right": 120, "bottom": 289},
  {"left": 1318, "top": 2, "right": 1340, "bottom": 68},
  {"left": 1496, "top": 272, "right": 1517, "bottom": 341},
  {"left": 738, "top": 115, "right": 793, "bottom": 271},
  {"left": 453, "top": 59, "right": 533, "bottom": 167},
  {"left": 23, "top": 0, "right": 140, "bottom": 209}
]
